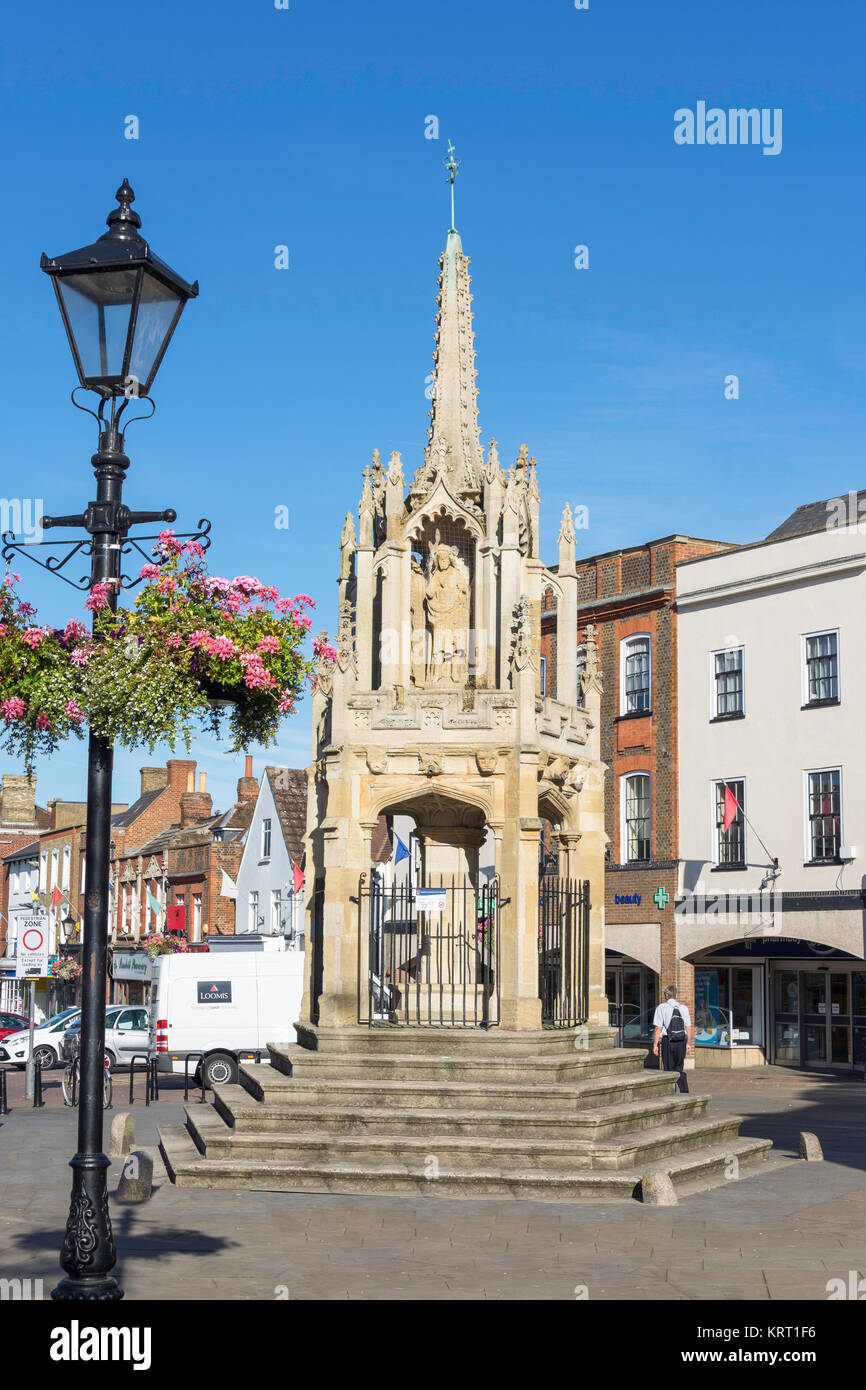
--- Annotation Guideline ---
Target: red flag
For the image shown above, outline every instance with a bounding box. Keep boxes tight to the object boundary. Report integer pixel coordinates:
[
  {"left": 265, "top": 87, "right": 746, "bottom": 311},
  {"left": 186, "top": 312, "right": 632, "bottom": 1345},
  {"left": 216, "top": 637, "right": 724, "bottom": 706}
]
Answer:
[
  {"left": 51, "top": 885, "right": 64, "bottom": 911},
  {"left": 293, "top": 862, "right": 305, "bottom": 894},
  {"left": 722, "top": 784, "right": 740, "bottom": 833}
]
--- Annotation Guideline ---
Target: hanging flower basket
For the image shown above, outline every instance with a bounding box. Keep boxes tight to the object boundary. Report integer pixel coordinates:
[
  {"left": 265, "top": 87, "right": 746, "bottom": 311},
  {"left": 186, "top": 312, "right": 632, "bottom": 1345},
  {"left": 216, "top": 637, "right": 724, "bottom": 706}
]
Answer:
[
  {"left": 52, "top": 957, "right": 83, "bottom": 983},
  {"left": 142, "top": 932, "right": 191, "bottom": 960},
  {"left": 0, "top": 531, "right": 337, "bottom": 771}
]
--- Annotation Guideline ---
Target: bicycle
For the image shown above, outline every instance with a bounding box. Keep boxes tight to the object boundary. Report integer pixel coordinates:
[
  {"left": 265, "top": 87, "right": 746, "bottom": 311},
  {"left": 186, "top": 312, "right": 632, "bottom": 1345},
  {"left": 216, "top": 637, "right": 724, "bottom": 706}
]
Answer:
[{"left": 61, "top": 1037, "right": 112, "bottom": 1108}]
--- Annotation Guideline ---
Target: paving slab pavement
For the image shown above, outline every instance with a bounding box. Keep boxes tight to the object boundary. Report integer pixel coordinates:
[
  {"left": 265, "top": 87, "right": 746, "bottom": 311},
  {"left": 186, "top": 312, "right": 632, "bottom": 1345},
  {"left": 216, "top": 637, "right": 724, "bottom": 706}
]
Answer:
[{"left": 0, "top": 1063, "right": 864, "bottom": 1300}]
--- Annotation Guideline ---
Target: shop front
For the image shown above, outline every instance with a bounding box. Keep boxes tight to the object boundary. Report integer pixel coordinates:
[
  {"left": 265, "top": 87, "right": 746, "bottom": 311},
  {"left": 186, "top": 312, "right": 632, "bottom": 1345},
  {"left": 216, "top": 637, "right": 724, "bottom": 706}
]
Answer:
[
  {"left": 689, "top": 938, "right": 864, "bottom": 1072},
  {"left": 605, "top": 950, "right": 658, "bottom": 1047},
  {"left": 111, "top": 950, "right": 154, "bottom": 1005}
]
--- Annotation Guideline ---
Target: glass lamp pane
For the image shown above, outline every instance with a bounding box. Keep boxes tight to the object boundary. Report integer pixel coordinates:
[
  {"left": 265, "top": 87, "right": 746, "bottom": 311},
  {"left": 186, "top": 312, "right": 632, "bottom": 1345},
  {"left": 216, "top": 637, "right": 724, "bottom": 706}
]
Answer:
[
  {"left": 56, "top": 269, "right": 138, "bottom": 382},
  {"left": 128, "top": 272, "right": 181, "bottom": 391}
]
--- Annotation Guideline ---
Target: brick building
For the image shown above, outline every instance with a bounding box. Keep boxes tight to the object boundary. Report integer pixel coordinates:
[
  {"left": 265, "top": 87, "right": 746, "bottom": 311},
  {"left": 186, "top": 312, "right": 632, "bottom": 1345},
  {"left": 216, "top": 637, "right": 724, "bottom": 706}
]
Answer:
[
  {"left": 109, "top": 757, "right": 260, "bottom": 948},
  {"left": 541, "top": 533, "right": 731, "bottom": 1039}
]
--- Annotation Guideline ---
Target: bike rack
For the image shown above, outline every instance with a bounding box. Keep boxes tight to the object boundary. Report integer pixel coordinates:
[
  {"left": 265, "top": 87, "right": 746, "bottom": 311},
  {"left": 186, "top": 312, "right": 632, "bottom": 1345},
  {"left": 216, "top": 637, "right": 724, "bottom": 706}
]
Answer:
[
  {"left": 183, "top": 1052, "right": 207, "bottom": 1104},
  {"left": 128, "top": 1054, "right": 157, "bottom": 1106}
]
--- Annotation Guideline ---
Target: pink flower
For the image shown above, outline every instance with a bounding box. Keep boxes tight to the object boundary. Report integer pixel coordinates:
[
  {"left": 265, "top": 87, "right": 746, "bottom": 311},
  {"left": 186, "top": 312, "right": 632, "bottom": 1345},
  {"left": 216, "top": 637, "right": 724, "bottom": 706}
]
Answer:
[
  {"left": 278, "top": 689, "right": 295, "bottom": 714},
  {"left": 64, "top": 620, "right": 87, "bottom": 642},
  {"left": 188, "top": 629, "right": 210, "bottom": 649},
  {"left": 295, "top": 613, "right": 313, "bottom": 633},
  {"left": 157, "top": 529, "right": 183, "bottom": 557},
  {"left": 205, "top": 635, "right": 236, "bottom": 661},
  {"left": 259, "top": 584, "right": 279, "bottom": 604},
  {"left": 2, "top": 697, "right": 25, "bottom": 720},
  {"left": 65, "top": 700, "right": 85, "bottom": 723},
  {"left": 0, "top": 623, "right": 7, "bottom": 635},
  {"left": 207, "top": 577, "right": 231, "bottom": 595},
  {"left": 294, "top": 593, "right": 315, "bottom": 608},
  {"left": 233, "top": 575, "right": 261, "bottom": 594},
  {"left": 139, "top": 563, "right": 162, "bottom": 581},
  {"left": 35, "top": 713, "right": 51, "bottom": 730},
  {"left": 184, "top": 540, "right": 205, "bottom": 558},
  {"left": 19, "top": 601, "right": 36, "bottom": 620},
  {"left": 70, "top": 646, "right": 91, "bottom": 666},
  {"left": 2, "top": 572, "right": 21, "bottom": 588},
  {"left": 156, "top": 576, "right": 178, "bottom": 594},
  {"left": 166, "top": 633, "right": 183, "bottom": 649},
  {"left": 312, "top": 636, "right": 337, "bottom": 663},
  {"left": 85, "top": 582, "right": 110, "bottom": 612},
  {"left": 23, "top": 627, "right": 44, "bottom": 648},
  {"left": 274, "top": 597, "right": 296, "bottom": 615},
  {"left": 256, "top": 636, "right": 280, "bottom": 655}
]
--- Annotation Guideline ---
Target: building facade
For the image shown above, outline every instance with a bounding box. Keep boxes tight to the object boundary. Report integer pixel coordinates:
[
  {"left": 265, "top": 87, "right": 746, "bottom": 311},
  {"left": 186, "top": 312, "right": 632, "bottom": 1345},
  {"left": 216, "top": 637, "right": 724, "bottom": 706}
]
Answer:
[
  {"left": 676, "top": 496, "right": 866, "bottom": 1070},
  {"left": 541, "top": 534, "right": 730, "bottom": 1041},
  {"left": 234, "top": 766, "right": 307, "bottom": 945}
]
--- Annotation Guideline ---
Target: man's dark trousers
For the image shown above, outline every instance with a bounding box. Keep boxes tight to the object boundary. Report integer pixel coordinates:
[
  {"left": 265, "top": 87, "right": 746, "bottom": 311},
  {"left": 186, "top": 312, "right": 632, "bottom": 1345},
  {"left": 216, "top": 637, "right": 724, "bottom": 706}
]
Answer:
[{"left": 661, "top": 1036, "right": 689, "bottom": 1093}]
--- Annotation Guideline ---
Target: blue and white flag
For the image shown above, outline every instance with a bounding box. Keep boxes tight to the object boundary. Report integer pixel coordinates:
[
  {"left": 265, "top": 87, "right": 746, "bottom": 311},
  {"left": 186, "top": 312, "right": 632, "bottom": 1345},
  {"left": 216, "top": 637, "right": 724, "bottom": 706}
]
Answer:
[{"left": 394, "top": 835, "right": 410, "bottom": 865}]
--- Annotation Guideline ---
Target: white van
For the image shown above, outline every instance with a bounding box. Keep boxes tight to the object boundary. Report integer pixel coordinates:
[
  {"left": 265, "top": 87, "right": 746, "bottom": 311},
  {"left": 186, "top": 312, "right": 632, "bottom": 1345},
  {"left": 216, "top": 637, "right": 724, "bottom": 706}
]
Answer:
[{"left": 149, "top": 946, "right": 305, "bottom": 1088}]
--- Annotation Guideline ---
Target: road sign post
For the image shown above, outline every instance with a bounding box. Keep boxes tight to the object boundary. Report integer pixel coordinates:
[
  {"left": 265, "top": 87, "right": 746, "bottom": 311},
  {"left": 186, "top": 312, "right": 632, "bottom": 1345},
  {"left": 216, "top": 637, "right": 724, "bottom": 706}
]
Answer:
[{"left": 15, "top": 914, "right": 51, "bottom": 1098}]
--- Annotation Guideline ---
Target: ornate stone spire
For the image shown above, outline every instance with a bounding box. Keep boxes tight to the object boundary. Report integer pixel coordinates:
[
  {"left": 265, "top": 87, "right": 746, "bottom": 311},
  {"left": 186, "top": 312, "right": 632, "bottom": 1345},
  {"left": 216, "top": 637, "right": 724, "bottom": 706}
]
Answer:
[{"left": 414, "top": 229, "right": 484, "bottom": 500}]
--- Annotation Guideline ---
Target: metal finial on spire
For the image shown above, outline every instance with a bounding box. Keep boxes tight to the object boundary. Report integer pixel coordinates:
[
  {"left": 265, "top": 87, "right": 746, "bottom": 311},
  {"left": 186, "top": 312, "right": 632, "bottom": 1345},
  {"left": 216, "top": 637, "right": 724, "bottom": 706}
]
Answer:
[{"left": 444, "top": 141, "right": 460, "bottom": 231}]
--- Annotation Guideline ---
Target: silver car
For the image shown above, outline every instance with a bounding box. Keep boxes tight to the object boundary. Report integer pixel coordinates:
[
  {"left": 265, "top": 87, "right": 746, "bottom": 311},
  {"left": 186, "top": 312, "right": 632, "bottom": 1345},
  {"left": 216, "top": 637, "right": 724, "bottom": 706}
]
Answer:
[{"left": 61, "top": 1005, "right": 150, "bottom": 1068}]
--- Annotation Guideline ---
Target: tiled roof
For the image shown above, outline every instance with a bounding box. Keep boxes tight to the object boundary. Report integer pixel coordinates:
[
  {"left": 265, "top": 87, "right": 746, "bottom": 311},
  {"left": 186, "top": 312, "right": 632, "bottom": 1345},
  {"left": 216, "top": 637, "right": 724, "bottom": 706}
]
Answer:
[
  {"left": 2, "top": 838, "right": 41, "bottom": 864},
  {"left": 110, "top": 788, "right": 163, "bottom": 829},
  {"left": 765, "top": 490, "right": 866, "bottom": 541},
  {"left": 265, "top": 767, "right": 307, "bottom": 866}
]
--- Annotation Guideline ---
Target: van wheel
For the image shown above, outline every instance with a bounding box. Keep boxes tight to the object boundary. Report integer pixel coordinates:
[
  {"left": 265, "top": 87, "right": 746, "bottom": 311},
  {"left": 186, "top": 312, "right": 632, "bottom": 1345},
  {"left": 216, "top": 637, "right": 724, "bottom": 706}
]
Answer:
[{"left": 203, "top": 1052, "right": 237, "bottom": 1088}]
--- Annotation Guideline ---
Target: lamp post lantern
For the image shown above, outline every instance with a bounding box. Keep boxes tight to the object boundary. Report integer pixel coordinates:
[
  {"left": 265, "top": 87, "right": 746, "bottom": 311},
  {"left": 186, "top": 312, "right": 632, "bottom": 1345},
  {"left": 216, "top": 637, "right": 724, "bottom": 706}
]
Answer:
[{"left": 39, "top": 182, "right": 198, "bottom": 1301}]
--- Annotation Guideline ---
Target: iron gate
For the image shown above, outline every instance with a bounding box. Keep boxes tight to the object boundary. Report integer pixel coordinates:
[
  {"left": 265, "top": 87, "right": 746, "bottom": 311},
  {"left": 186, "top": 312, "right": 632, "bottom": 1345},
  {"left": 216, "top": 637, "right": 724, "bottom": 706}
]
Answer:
[
  {"left": 538, "top": 877, "right": 590, "bottom": 1027},
  {"left": 358, "top": 874, "right": 500, "bottom": 1027}
]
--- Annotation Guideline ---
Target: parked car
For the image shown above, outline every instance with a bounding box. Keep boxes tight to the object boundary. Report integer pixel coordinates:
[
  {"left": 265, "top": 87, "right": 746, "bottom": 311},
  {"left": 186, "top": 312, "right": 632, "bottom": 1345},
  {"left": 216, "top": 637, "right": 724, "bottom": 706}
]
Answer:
[
  {"left": 0, "top": 1012, "right": 28, "bottom": 1042},
  {"left": 0, "top": 1007, "right": 81, "bottom": 1069},
  {"left": 61, "top": 1005, "right": 150, "bottom": 1068}
]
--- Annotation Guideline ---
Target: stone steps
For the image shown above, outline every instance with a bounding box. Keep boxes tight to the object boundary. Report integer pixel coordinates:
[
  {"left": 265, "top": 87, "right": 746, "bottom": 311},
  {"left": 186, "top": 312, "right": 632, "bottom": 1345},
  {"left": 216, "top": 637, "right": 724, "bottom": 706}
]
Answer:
[
  {"left": 186, "top": 1099, "right": 732, "bottom": 1171},
  {"left": 213, "top": 1082, "right": 706, "bottom": 1141},
  {"left": 268, "top": 1043, "right": 647, "bottom": 1086},
  {"left": 238, "top": 1066, "right": 664, "bottom": 1114},
  {"left": 293, "top": 1023, "right": 616, "bottom": 1058},
  {"left": 158, "top": 1022, "right": 778, "bottom": 1203},
  {"left": 159, "top": 1123, "right": 774, "bottom": 1202}
]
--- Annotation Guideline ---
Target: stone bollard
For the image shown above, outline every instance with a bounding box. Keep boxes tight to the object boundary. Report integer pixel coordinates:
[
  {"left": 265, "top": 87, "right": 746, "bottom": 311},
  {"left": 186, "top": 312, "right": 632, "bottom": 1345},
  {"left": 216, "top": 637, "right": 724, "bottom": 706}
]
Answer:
[
  {"left": 115, "top": 1150, "right": 154, "bottom": 1203},
  {"left": 641, "top": 1171, "right": 678, "bottom": 1206},
  {"left": 799, "top": 1131, "right": 824, "bottom": 1161},
  {"left": 108, "top": 1111, "right": 135, "bottom": 1158}
]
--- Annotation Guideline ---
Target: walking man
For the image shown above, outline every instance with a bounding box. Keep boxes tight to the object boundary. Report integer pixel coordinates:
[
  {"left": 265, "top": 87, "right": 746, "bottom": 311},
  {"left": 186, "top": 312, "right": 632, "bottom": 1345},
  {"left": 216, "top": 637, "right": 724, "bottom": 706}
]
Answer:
[{"left": 652, "top": 985, "right": 693, "bottom": 1093}]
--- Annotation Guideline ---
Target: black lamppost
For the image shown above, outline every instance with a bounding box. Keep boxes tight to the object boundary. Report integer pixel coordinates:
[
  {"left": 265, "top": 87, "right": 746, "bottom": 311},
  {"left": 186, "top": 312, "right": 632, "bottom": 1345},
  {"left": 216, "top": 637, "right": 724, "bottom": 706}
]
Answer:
[{"left": 38, "top": 182, "right": 198, "bottom": 1301}]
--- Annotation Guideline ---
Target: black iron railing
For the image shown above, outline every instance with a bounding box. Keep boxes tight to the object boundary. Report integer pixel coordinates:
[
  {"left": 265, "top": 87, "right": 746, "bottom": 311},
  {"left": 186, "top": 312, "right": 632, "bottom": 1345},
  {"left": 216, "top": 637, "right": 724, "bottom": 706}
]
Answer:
[
  {"left": 538, "top": 877, "right": 590, "bottom": 1027},
  {"left": 358, "top": 874, "right": 500, "bottom": 1028}
]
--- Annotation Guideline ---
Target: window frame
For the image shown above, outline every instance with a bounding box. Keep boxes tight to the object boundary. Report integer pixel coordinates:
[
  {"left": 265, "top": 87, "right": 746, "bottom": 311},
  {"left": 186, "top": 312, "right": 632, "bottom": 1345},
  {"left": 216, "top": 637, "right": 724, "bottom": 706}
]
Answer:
[
  {"left": 802, "top": 628, "right": 840, "bottom": 707},
  {"left": 620, "top": 633, "right": 652, "bottom": 716},
  {"left": 804, "top": 766, "right": 843, "bottom": 863},
  {"left": 248, "top": 889, "right": 259, "bottom": 933},
  {"left": 261, "top": 817, "right": 272, "bottom": 861},
  {"left": 620, "top": 771, "right": 652, "bottom": 865},
  {"left": 710, "top": 644, "right": 745, "bottom": 720},
  {"left": 539, "top": 654, "right": 547, "bottom": 697},
  {"left": 712, "top": 777, "right": 747, "bottom": 869}
]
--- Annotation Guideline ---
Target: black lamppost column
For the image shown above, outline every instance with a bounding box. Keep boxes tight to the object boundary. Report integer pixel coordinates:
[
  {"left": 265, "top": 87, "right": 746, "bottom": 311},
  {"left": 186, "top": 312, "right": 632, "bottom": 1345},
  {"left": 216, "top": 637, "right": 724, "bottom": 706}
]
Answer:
[{"left": 36, "top": 183, "right": 198, "bottom": 1301}]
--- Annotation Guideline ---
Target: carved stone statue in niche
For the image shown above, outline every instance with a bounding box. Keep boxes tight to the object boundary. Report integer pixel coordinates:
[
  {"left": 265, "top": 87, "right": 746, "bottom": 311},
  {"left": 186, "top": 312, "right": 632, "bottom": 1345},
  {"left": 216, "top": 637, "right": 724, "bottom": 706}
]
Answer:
[
  {"left": 409, "top": 555, "right": 428, "bottom": 686},
  {"left": 425, "top": 538, "right": 469, "bottom": 685}
]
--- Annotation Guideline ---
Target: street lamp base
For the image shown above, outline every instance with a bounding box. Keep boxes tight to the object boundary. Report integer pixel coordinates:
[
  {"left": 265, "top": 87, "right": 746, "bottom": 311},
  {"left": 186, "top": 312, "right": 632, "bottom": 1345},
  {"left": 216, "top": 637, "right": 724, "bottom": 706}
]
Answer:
[{"left": 51, "top": 1275, "right": 124, "bottom": 1301}]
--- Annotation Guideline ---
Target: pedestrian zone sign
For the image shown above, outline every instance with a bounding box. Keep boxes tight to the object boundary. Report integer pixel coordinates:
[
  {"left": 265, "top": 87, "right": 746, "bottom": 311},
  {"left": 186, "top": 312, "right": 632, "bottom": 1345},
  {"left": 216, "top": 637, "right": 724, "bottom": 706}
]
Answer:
[
  {"left": 414, "top": 890, "right": 448, "bottom": 913},
  {"left": 15, "top": 914, "right": 51, "bottom": 978}
]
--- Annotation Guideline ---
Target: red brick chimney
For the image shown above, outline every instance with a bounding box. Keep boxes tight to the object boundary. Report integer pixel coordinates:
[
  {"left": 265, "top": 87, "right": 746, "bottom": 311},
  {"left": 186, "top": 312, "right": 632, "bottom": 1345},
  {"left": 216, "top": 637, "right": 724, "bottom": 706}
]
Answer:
[
  {"left": 166, "top": 759, "right": 197, "bottom": 792},
  {"left": 236, "top": 754, "right": 259, "bottom": 805},
  {"left": 179, "top": 771, "right": 212, "bottom": 828}
]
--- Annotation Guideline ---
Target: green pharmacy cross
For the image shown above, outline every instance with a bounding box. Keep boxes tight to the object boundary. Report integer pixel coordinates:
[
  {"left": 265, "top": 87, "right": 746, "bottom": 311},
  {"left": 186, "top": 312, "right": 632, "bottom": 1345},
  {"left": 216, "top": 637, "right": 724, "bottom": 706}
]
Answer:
[
  {"left": 653, "top": 886, "right": 670, "bottom": 911},
  {"left": 444, "top": 141, "right": 460, "bottom": 231}
]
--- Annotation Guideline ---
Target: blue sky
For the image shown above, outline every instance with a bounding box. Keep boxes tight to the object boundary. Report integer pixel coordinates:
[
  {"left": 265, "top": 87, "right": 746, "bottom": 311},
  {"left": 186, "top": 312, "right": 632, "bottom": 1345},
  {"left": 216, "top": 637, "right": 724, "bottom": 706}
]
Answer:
[{"left": 2, "top": 0, "right": 865, "bottom": 812}]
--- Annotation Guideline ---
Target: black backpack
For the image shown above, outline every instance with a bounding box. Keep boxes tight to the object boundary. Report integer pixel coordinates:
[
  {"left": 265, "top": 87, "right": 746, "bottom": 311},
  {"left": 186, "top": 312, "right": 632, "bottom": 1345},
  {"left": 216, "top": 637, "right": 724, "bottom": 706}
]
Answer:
[{"left": 667, "top": 1005, "right": 686, "bottom": 1042}]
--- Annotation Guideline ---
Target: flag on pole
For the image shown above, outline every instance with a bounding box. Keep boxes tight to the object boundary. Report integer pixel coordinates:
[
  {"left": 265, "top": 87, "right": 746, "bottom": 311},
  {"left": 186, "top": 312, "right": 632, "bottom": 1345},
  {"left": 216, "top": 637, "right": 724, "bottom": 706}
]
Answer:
[
  {"left": 292, "top": 862, "right": 305, "bottom": 894},
  {"left": 145, "top": 886, "right": 162, "bottom": 919},
  {"left": 722, "top": 783, "right": 741, "bottom": 833},
  {"left": 51, "top": 885, "right": 64, "bottom": 911},
  {"left": 394, "top": 835, "right": 410, "bottom": 865},
  {"left": 220, "top": 870, "right": 237, "bottom": 901}
]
